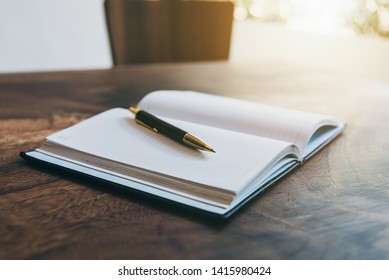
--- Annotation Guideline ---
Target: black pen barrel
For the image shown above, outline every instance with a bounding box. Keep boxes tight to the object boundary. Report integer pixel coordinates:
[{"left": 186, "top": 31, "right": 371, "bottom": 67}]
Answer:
[{"left": 136, "top": 110, "right": 186, "bottom": 142}]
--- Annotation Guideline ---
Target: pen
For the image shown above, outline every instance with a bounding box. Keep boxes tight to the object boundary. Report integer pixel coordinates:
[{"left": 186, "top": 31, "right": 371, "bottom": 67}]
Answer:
[{"left": 129, "top": 107, "right": 215, "bottom": 153}]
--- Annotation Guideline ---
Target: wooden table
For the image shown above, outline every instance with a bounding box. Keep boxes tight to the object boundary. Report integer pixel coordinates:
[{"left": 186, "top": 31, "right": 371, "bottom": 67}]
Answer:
[{"left": 1, "top": 62, "right": 389, "bottom": 259}]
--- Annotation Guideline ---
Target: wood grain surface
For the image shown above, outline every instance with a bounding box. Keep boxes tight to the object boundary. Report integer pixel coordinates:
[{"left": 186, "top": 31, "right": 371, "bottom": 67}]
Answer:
[{"left": 1, "top": 62, "right": 389, "bottom": 259}]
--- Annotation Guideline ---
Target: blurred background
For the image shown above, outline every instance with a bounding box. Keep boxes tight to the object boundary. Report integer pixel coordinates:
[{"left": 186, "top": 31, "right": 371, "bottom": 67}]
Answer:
[
  {"left": 231, "top": 0, "right": 389, "bottom": 82},
  {"left": 0, "top": 0, "right": 388, "bottom": 81},
  {"left": 234, "top": 0, "right": 389, "bottom": 37}
]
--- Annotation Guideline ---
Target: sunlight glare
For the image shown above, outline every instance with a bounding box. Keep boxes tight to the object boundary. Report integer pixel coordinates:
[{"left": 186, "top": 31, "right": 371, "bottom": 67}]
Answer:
[{"left": 285, "top": 0, "right": 359, "bottom": 35}]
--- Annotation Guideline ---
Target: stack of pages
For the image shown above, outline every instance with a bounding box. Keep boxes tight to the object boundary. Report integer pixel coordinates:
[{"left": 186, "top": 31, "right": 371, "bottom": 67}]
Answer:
[{"left": 21, "top": 91, "right": 345, "bottom": 217}]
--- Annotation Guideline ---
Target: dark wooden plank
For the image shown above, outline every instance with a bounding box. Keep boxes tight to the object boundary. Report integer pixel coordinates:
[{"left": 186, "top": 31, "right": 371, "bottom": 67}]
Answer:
[
  {"left": 1, "top": 62, "right": 389, "bottom": 259},
  {"left": 105, "top": 0, "right": 234, "bottom": 64},
  {"left": 105, "top": 0, "right": 171, "bottom": 64}
]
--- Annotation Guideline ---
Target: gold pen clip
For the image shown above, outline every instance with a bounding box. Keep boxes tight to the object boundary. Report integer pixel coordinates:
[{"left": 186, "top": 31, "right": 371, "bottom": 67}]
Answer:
[
  {"left": 135, "top": 119, "right": 158, "bottom": 133},
  {"left": 130, "top": 106, "right": 158, "bottom": 133}
]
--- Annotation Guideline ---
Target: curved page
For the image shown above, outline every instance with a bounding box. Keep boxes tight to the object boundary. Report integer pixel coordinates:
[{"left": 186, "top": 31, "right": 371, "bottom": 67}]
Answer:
[{"left": 138, "top": 90, "right": 342, "bottom": 156}]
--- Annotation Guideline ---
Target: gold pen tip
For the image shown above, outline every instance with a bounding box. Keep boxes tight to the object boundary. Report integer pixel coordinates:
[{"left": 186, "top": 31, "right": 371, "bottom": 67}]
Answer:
[
  {"left": 183, "top": 133, "right": 216, "bottom": 153},
  {"left": 206, "top": 146, "right": 216, "bottom": 153}
]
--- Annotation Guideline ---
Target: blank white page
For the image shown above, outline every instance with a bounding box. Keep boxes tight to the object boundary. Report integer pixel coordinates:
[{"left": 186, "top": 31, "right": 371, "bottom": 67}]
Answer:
[
  {"left": 44, "top": 108, "right": 296, "bottom": 195},
  {"left": 138, "top": 90, "right": 339, "bottom": 154}
]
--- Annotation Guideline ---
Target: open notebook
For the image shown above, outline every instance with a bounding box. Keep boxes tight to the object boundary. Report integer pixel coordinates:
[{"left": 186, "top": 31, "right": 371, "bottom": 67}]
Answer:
[{"left": 21, "top": 91, "right": 345, "bottom": 217}]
